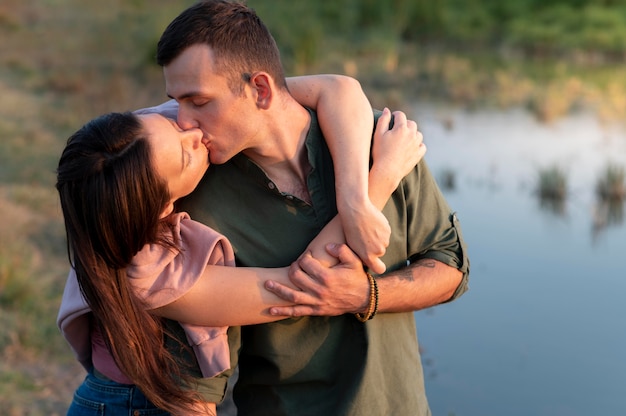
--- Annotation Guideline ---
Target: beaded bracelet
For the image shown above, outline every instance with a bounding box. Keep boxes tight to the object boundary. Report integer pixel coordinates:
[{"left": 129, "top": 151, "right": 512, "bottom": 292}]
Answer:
[{"left": 354, "top": 272, "right": 379, "bottom": 322}]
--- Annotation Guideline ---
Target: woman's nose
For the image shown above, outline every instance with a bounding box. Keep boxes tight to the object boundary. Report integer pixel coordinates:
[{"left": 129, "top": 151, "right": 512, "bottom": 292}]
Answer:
[{"left": 183, "top": 128, "right": 203, "bottom": 148}]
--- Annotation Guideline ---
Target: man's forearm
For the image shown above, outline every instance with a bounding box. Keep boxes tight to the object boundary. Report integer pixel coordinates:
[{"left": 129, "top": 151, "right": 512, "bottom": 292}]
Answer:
[{"left": 376, "top": 259, "right": 463, "bottom": 313}]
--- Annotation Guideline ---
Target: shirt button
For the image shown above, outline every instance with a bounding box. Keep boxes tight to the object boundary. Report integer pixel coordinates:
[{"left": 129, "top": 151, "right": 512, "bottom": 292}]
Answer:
[{"left": 268, "top": 182, "right": 275, "bottom": 190}]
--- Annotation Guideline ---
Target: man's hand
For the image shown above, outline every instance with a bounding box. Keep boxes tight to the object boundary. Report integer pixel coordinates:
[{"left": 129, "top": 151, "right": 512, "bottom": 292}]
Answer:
[{"left": 265, "top": 243, "right": 370, "bottom": 317}]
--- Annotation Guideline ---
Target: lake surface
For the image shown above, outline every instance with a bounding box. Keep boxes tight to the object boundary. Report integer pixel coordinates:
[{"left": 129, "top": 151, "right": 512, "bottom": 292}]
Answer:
[{"left": 411, "top": 104, "right": 626, "bottom": 416}]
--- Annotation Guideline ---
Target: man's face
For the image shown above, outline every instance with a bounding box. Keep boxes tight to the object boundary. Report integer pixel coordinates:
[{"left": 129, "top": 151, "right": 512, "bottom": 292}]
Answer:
[{"left": 164, "top": 44, "right": 259, "bottom": 165}]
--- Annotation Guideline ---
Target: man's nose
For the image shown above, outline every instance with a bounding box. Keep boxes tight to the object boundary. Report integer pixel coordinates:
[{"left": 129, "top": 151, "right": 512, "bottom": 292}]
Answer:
[{"left": 177, "top": 107, "right": 199, "bottom": 130}]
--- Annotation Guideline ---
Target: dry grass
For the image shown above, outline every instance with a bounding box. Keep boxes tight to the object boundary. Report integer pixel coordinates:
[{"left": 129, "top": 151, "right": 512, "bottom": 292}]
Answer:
[
  {"left": 0, "top": 184, "right": 78, "bottom": 414},
  {"left": 0, "top": 1, "right": 192, "bottom": 412}
]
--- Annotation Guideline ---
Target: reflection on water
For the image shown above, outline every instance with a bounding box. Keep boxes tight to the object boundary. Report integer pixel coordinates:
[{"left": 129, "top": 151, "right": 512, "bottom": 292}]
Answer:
[
  {"left": 592, "top": 198, "right": 625, "bottom": 242},
  {"left": 538, "top": 194, "right": 568, "bottom": 218},
  {"left": 411, "top": 104, "right": 626, "bottom": 416}
]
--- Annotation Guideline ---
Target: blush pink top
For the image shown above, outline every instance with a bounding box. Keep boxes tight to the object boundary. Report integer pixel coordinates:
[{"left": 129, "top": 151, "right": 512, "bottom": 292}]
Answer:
[{"left": 57, "top": 212, "right": 236, "bottom": 383}]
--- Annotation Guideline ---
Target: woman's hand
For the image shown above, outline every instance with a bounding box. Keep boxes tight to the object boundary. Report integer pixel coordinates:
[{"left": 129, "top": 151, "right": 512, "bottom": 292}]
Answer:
[
  {"left": 340, "top": 108, "right": 426, "bottom": 274},
  {"left": 370, "top": 108, "right": 426, "bottom": 193},
  {"left": 338, "top": 196, "right": 390, "bottom": 274}
]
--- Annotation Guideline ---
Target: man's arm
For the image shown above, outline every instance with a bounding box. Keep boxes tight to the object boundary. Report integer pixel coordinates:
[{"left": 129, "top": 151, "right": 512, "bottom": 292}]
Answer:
[
  {"left": 265, "top": 208, "right": 466, "bottom": 317},
  {"left": 276, "top": 248, "right": 463, "bottom": 316},
  {"left": 374, "top": 258, "right": 463, "bottom": 312},
  {"left": 263, "top": 110, "right": 470, "bottom": 317}
]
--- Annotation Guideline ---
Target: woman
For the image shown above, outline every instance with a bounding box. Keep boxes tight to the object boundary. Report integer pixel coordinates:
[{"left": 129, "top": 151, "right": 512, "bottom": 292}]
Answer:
[{"left": 56, "top": 76, "right": 424, "bottom": 415}]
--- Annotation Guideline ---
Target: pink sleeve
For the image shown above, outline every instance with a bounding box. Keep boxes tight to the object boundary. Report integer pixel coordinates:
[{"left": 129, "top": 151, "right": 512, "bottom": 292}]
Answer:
[
  {"left": 128, "top": 212, "right": 236, "bottom": 378},
  {"left": 56, "top": 269, "right": 92, "bottom": 372},
  {"left": 127, "top": 212, "right": 235, "bottom": 309}
]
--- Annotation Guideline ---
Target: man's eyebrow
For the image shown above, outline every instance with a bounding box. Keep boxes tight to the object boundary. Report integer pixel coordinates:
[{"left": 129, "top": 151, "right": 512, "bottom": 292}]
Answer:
[{"left": 167, "top": 91, "right": 204, "bottom": 101}]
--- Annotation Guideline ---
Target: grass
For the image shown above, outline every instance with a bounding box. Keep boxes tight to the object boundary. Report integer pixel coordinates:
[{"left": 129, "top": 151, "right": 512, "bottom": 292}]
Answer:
[
  {"left": 532, "top": 163, "right": 625, "bottom": 218},
  {"left": 0, "top": 2, "right": 199, "bottom": 412},
  {"left": 0, "top": 188, "right": 75, "bottom": 414}
]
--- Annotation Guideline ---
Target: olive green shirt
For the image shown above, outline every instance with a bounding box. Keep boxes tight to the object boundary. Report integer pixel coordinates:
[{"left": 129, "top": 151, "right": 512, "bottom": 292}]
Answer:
[
  {"left": 164, "top": 320, "right": 241, "bottom": 404},
  {"left": 178, "top": 109, "right": 469, "bottom": 415}
]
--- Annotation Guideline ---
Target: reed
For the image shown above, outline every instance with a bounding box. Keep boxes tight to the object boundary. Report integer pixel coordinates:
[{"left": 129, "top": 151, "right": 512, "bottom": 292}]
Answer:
[
  {"left": 438, "top": 168, "right": 456, "bottom": 191},
  {"left": 596, "top": 164, "right": 625, "bottom": 201},
  {"left": 537, "top": 165, "right": 568, "bottom": 200}
]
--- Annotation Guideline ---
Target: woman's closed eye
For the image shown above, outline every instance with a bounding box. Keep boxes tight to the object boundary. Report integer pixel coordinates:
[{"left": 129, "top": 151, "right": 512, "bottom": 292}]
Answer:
[{"left": 181, "top": 145, "right": 192, "bottom": 172}]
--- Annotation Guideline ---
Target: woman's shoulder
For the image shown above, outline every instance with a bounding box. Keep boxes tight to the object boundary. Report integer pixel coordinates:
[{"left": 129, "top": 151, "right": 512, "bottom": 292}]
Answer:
[
  {"left": 173, "top": 212, "right": 233, "bottom": 255},
  {"left": 132, "top": 212, "right": 232, "bottom": 269},
  {"left": 127, "top": 211, "right": 236, "bottom": 309}
]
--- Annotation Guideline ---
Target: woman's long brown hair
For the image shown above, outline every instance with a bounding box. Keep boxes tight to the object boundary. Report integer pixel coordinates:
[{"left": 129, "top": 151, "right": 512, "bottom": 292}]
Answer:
[{"left": 56, "top": 112, "right": 209, "bottom": 414}]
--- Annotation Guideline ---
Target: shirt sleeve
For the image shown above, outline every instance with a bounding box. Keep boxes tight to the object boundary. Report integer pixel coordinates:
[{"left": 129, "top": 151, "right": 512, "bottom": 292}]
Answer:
[
  {"left": 402, "top": 160, "right": 470, "bottom": 302},
  {"left": 56, "top": 269, "right": 92, "bottom": 371}
]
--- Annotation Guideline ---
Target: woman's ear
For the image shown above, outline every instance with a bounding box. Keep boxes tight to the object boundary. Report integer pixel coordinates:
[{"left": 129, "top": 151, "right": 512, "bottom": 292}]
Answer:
[{"left": 249, "top": 72, "right": 273, "bottom": 109}]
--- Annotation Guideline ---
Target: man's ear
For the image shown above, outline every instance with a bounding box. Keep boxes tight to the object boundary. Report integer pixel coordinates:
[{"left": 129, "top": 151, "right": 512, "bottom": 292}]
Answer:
[{"left": 249, "top": 72, "right": 272, "bottom": 109}]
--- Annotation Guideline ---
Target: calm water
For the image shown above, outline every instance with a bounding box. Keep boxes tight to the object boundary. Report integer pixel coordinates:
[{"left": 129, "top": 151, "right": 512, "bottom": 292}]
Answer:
[{"left": 412, "top": 105, "right": 626, "bottom": 416}]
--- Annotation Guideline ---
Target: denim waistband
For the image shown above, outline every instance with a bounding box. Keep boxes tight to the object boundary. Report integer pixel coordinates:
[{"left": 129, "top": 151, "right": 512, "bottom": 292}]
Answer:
[
  {"left": 83, "top": 370, "right": 155, "bottom": 410},
  {"left": 92, "top": 367, "right": 115, "bottom": 382}
]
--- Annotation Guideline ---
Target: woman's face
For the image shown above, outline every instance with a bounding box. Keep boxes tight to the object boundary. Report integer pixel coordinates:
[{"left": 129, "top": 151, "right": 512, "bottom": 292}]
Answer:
[{"left": 139, "top": 113, "right": 209, "bottom": 213}]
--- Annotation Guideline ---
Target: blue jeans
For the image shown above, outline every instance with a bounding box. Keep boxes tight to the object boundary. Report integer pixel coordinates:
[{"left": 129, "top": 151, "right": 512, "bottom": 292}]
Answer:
[{"left": 67, "top": 370, "right": 169, "bottom": 416}]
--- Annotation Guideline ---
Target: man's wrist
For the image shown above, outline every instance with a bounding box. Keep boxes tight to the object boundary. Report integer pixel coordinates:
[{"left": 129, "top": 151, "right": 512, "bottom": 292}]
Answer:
[{"left": 354, "top": 272, "right": 379, "bottom": 322}]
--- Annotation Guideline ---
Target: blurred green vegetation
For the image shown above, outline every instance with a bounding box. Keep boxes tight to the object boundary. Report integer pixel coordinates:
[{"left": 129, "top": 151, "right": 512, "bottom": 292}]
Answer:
[
  {"left": 1, "top": 0, "right": 625, "bottom": 413},
  {"left": 250, "top": 0, "right": 626, "bottom": 124},
  {"left": 252, "top": 0, "right": 626, "bottom": 64}
]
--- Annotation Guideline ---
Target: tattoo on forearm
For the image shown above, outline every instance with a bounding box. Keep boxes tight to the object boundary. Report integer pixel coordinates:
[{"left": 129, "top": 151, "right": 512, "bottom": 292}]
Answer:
[
  {"left": 397, "top": 269, "right": 415, "bottom": 282},
  {"left": 414, "top": 259, "right": 436, "bottom": 269},
  {"left": 395, "top": 259, "right": 436, "bottom": 282}
]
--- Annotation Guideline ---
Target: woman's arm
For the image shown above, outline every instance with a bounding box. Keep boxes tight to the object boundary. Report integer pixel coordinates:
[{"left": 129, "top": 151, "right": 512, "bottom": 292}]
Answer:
[
  {"left": 287, "top": 75, "right": 390, "bottom": 274},
  {"left": 154, "top": 264, "right": 293, "bottom": 327},
  {"left": 294, "top": 109, "right": 425, "bottom": 267},
  {"left": 153, "top": 109, "right": 425, "bottom": 327}
]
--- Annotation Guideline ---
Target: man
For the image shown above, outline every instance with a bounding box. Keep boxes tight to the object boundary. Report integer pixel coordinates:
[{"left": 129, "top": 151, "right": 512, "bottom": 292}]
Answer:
[{"left": 156, "top": 1, "right": 469, "bottom": 414}]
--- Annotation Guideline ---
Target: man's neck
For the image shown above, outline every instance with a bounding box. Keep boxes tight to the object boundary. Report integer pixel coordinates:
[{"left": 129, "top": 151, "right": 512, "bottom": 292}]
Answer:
[{"left": 244, "top": 99, "right": 313, "bottom": 203}]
